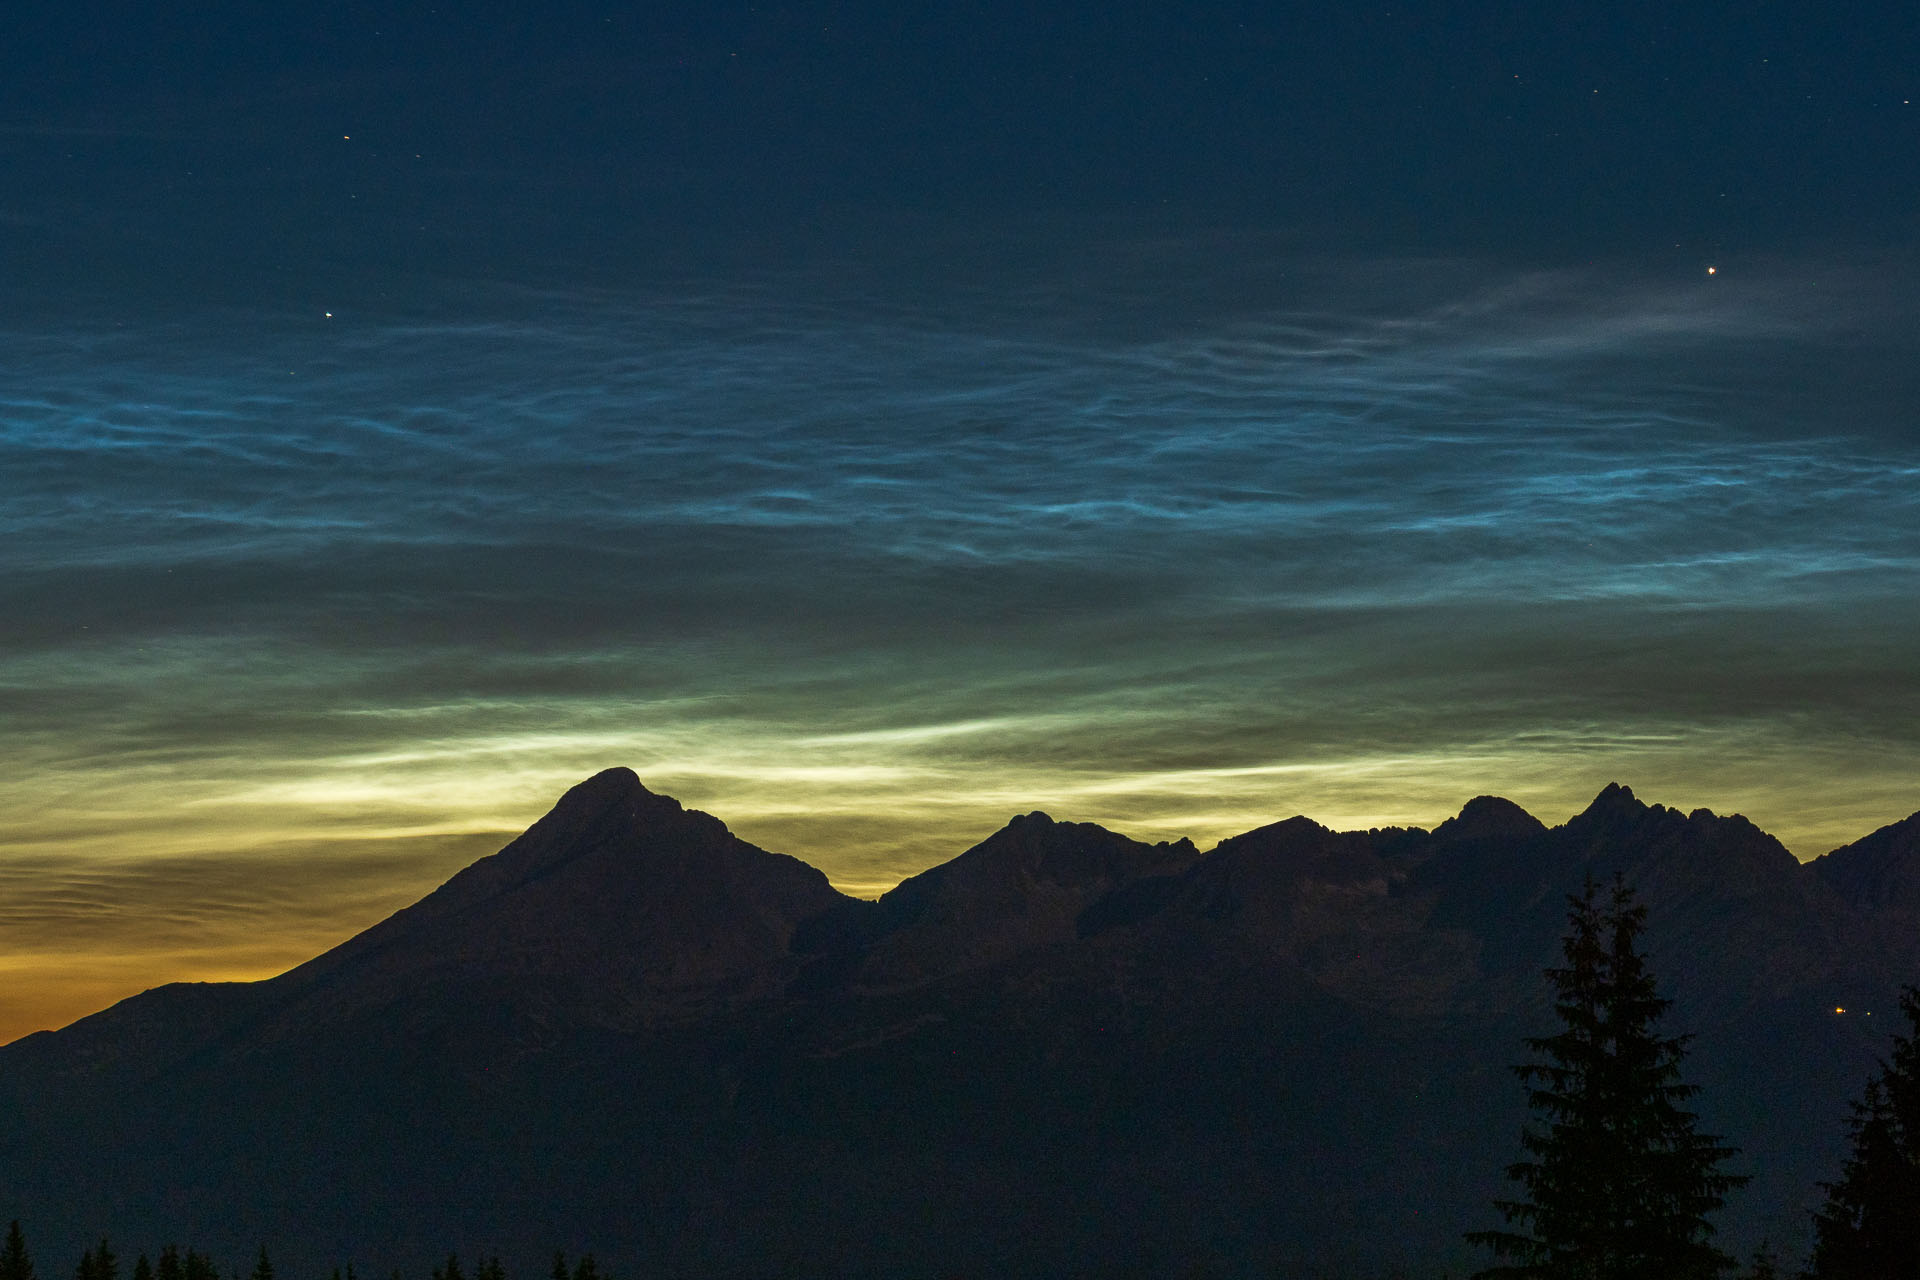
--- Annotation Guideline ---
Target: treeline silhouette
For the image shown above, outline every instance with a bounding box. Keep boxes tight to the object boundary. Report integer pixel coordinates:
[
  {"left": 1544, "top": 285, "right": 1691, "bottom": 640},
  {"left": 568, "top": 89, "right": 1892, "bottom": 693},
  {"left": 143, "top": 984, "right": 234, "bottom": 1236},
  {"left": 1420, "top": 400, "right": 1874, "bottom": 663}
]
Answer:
[
  {"left": 1467, "top": 879, "right": 1920, "bottom": 1280},
  {"left": 0, "top": 1226, "right": 604, "bottom": 1280}
]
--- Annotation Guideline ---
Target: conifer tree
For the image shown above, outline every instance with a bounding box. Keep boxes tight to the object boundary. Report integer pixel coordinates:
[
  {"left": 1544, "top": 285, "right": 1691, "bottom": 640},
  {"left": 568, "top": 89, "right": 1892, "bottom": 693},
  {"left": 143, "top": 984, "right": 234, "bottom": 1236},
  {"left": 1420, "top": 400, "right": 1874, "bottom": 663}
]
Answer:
[
  {"left": 246, "top": 1248, "right": 269, "bottom": 1280},
  {"left": 1468, "top": 877, "right": 1747, "bottom": 1279},
  {"left": 154, "top": 1246, "right": 179, "bottom": 1280},
  {"left": 1, "top": 1221, "right": 34, "bottom": 1280},
  {"left": 75, "top": 1241, "right": 115, "bottom": 1280},
  {"left": 1805, "top": 985, "right": 1920, "bottom": 1277},
  {"left": 181, "top": 1248, "right": 215, "bottom": 1280},
  {"left": 548, "top": 1254, "right": 566, "bottom": 1280}
]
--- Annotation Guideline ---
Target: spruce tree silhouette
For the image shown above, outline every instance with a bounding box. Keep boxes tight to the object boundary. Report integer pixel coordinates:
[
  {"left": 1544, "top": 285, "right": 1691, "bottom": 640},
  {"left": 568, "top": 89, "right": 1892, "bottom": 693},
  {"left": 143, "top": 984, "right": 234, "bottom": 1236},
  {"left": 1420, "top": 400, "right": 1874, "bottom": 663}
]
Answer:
[
  {"left": 1805, "top": 985, "right": 1920, "bottom": 1277},
  {"left": 180, "top": 1247, "right": 216, "bottom": 1280},
  {"left": 1468, "top": 876, "right": 1746, "bottom": 1279},
  {"left": 75, "top": 1240, "right": 115, "bottom": 1280},
  {"left": 1, "top": 1221, "right": 34, "bottom": 1280}
]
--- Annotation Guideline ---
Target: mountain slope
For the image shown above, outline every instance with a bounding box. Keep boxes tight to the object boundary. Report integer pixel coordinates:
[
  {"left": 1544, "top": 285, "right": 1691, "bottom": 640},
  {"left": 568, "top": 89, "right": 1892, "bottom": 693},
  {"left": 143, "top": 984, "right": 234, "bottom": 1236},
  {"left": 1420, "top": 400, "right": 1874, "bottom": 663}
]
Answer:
[
  {"left": 1809, "top": 811, "right": 1920, "bottom": 978},
  {"left": 1, "top": 768, "right": 850, "bottom": 1088},
  {"left": 256, "top": 767, "right": 850, "bottom": 1041}
]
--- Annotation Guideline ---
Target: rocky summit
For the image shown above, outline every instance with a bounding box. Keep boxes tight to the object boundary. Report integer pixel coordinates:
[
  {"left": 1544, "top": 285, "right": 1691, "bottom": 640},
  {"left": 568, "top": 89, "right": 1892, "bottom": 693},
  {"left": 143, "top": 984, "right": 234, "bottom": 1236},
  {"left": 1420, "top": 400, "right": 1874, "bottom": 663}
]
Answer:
[{"left": 3, "top": 772, "right": 1916, "bottom": 1279}]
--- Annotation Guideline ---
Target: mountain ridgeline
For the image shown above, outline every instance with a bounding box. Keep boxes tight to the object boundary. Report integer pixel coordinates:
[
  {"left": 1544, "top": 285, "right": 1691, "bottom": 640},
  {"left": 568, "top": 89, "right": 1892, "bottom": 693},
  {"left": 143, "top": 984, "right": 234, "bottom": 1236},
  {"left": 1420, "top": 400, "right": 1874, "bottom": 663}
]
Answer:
[{"left": 3, "top": 770, "right": 1917, "bottom": 1278}]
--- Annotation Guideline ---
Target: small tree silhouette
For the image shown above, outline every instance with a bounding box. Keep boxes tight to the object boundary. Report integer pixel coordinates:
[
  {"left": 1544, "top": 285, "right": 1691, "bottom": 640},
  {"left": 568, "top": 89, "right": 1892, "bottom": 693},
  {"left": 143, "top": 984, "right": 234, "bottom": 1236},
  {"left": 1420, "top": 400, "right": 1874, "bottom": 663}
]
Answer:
[
  {"left": 75, "top": 1241, "right": 116, "bottom": 1280},
  {"left": 1, "top": 1222, "right": 35, "bottom": 1280},
  {"left": 1468, "top": 876, "right": 1746, "bottom": 1278},
  {"left": 180, "top": 1248, "right": 216, "bottom": 1280}
]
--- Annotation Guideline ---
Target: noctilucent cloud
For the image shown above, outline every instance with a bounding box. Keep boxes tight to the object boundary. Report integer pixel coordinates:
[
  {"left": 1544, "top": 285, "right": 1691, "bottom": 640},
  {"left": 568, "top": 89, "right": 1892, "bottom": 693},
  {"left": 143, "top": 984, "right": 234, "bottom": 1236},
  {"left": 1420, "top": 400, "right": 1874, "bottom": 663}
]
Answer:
[{"left": 4, "top": 0, "right": 1918, "bottom": 1042}]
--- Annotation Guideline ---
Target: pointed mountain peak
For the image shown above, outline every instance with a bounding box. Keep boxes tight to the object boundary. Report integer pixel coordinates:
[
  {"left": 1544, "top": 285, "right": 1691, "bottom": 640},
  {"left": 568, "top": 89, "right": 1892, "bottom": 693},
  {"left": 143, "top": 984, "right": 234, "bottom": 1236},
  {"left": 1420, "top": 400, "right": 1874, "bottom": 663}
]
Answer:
[
  {"left": 839, "top": 812, "right": 1201, "bottom": 989},
  {"left": 1207, "top": 814, "right": 1337, "bottom": 855},
  {"left": 1589, "top": 780, "right": 1639, "bottom": 808},
  {"left": 1432, "top": 795, "right": 1545, "bottom": 844},
  {"left": 543, "top": 765, "right": 683, "bottom": 831},
  {"left": 935, "top": 810, "right": 1189, "bottom": 887},
  {"left": 1568, "top": 781, "right": 1654, "bottom": 832},
  {"left": 439, "top": 767, "right": 703, "bottom": 902},
  {"left": 871, "top": 812, "right": 1197, "bottom": 940},
  {"left": 559, "top": 764, "right": 648, "bottom": 806},
  {"left": 1201, "top": 814, "right": 1390, "bottom": 893},
  {"left": 266, "top": 772, "right": 846, "bottom": 1026}
]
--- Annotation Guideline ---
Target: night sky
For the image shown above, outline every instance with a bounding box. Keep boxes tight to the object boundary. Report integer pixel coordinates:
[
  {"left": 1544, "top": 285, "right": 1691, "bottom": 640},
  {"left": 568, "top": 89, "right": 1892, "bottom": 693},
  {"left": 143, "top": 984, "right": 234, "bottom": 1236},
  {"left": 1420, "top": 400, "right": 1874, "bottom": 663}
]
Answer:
[{"left": 4, "top": 0, "right": 1918, "bottom": 1042}]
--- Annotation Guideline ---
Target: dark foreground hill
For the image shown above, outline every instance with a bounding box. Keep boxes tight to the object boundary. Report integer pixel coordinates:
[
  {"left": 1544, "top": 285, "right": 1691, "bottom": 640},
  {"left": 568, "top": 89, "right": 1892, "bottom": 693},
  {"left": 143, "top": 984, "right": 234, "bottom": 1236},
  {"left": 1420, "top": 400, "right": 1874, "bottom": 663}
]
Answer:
[{"left": 2, "top": 770, "right": 1916, "bottom": 1278}]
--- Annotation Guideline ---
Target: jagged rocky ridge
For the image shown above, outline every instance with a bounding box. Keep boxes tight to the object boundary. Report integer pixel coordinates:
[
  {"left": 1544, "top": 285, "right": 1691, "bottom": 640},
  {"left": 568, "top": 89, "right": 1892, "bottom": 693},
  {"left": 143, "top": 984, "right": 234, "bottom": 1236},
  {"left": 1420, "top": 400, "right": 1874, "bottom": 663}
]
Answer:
[{"left": 2, "top": 769, "right": 1916, "bottom": 1279}]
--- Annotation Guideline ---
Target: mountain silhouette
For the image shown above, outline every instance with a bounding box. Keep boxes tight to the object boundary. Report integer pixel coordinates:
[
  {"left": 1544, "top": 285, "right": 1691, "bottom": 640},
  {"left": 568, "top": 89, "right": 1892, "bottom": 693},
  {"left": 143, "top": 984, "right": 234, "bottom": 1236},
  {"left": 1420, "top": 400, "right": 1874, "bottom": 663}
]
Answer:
[
  {"left": 263, "top": 767, "right": 848, "bottom": 1040},
  {"left": 2, "top": 774, "right": 1915, "bottom": 1278},
  {"left": 845, "top": 810, "right": 1199, "bottom": 989}
]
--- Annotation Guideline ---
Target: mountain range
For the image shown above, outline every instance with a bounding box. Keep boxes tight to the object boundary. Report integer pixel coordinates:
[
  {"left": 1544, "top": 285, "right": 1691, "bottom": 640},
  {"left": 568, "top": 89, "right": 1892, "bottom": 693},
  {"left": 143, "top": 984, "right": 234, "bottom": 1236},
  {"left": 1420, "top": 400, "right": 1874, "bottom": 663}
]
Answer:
[{"left": 4, "top": 768, "right": 1918, "bottom": 1278}]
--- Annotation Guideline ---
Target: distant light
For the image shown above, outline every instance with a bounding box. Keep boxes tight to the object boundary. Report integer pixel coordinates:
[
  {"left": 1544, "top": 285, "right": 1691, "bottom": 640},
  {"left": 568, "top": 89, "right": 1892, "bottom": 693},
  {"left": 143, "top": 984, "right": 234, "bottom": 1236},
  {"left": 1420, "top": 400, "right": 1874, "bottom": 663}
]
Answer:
[
  {"left": 1835, "top": 1006, "right": 1846, "bottom": 1014},
  {"left": 1706, "top": 266, "right": 1717, "bottom": 275},
  {"left": 324, "top": 312, "right": 333, "bottom": 318}
]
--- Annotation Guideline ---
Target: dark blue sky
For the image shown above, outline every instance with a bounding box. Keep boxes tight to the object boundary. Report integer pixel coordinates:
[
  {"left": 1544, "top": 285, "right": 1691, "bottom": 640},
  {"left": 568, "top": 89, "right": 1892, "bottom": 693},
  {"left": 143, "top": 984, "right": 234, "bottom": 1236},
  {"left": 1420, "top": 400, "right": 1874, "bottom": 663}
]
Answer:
[
  {"left": 6, "top": 0, "right": 1917, "bottom": 293},
  {"left": 4, "top": 1, "right": 1919, "bottom": 1040}
]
